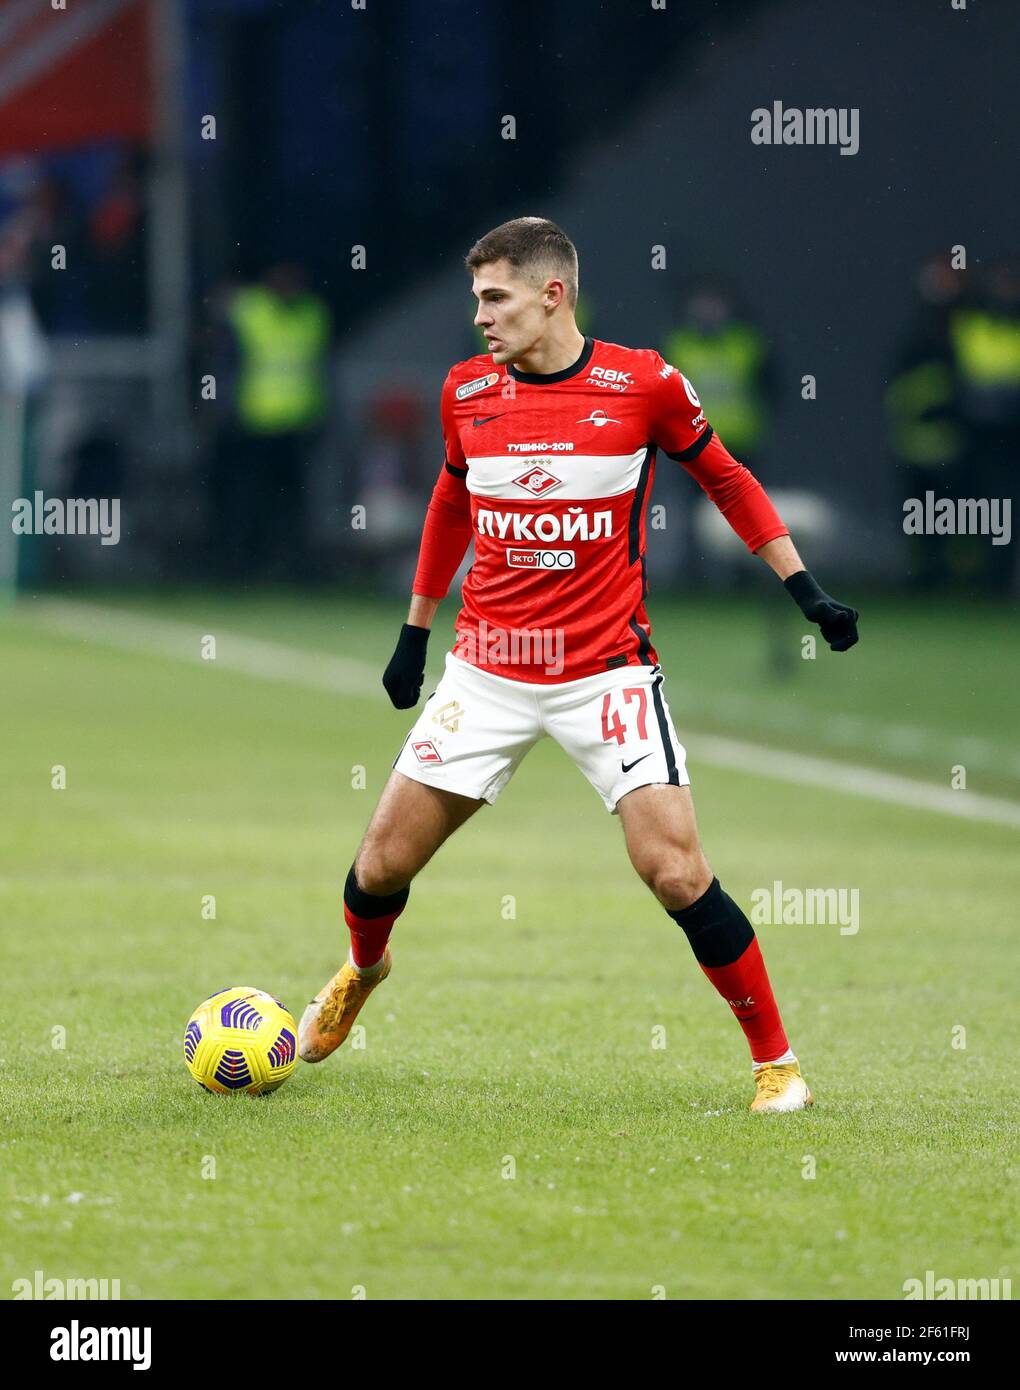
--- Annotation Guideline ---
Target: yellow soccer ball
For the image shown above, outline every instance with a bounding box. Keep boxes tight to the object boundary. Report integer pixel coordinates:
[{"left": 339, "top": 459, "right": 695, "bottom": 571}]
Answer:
[{"left": 183, "top": 986, "right": 297, "bottom": 1095}]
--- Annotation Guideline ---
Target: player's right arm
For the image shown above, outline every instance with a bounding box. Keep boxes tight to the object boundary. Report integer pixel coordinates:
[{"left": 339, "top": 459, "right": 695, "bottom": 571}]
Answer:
[
  {"left": 648, "top": 355, "right": 859, "bottom": 653},
  {"left": 381, "top": 371, "right": 473, "bottom": 709}
]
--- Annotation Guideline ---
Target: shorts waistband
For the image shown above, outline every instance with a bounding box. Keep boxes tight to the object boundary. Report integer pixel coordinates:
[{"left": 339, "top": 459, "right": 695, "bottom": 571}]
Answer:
[{"left": 446, "top": 649, "right": 662, "bottom": 690}]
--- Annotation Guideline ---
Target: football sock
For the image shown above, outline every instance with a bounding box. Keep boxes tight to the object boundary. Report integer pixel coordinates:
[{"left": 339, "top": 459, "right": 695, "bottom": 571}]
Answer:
[
  {"left": 343, "top": 863, "right": 408, "bottom": 970},
  {"left": 753, "top": 1047, "right": 797, "bottom": 1070},
  {"left": 348, "top": 949, "right": 387, "bottom": 978},
  {"left": 667, "top": 876, "right": 791, "bottom": 1066}
]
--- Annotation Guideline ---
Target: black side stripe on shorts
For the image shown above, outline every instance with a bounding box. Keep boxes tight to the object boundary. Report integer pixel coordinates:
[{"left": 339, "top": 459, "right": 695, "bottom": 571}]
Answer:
[
  {"left": 391, "top": 729, "right": 413, "bottom": 770},
  {"left": 650, "top": 673, "right": 679, "bottom": 785},
  {"left": 391, "top": 692, "right": 437, "bottom": 769}
]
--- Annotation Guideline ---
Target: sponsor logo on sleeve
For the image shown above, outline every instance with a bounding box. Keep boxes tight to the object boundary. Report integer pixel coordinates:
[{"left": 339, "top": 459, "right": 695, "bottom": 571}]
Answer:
[{"left": 455, "top": 372, "right": 501, "bottom": 401}]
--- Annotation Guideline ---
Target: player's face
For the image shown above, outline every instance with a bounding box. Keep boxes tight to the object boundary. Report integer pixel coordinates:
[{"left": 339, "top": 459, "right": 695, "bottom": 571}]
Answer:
[{"left": 472, "top": 260, "right": 549, "bottom": 366}]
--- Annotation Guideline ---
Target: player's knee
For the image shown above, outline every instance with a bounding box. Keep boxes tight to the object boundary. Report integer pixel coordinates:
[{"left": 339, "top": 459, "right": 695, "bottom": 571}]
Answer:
[
  {"left": 352, "top": 848, "right": 412, "bottom": 898},
  {"left": 645, "top": 856, "right": 713, "bottom": 912}
]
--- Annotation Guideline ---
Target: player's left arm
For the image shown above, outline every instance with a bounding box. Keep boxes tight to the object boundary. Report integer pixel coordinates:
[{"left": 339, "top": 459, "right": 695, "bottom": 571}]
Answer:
[
  {"left": 753, "top": 533, "right": 860, "bottom": 653},
  {"left": 649, "top": 357, "right": 860, "bottom": 652}
]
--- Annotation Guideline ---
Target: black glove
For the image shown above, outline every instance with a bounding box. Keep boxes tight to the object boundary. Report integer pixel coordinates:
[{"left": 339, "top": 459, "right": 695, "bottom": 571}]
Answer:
[
  {"left": 784, "top": 570, "right": 860, "bottom": 651},
  {"left": 382, "top": 623, "right": 430, "bottom": 708}
]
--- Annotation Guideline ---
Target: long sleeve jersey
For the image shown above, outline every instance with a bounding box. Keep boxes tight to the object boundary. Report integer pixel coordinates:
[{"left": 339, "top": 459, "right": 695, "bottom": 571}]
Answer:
[{"left": 412, "top": 335, "right": 788, "bottom": 682}]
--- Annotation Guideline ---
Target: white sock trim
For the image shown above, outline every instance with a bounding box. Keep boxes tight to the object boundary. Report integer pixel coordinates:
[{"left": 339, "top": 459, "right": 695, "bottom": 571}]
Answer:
[
  {"left": 753, "top": 1048, "right": 797, "bottom": 1071},
  {"left": 349, "top": 948, "right": 386, "bottom": 977}
]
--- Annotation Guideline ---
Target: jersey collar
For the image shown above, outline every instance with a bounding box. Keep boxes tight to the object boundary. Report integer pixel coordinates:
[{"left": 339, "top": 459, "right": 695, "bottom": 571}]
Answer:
[{"left": 507, "top": 335, "right": 594, "bottom": 385}]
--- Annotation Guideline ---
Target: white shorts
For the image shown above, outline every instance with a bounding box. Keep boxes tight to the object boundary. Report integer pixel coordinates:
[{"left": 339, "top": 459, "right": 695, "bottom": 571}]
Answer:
[{"left": 392, "top": 652, "right": 690, "bottom": 814}]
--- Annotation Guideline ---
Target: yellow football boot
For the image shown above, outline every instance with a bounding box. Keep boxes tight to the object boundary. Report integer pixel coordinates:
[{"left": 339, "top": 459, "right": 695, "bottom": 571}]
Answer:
[
  {"left": 298, "top": 949, "right": 392, "bottom": 1064},
  {"left": 750, "top": 1061, "right": 813, "bottom": 1113}
]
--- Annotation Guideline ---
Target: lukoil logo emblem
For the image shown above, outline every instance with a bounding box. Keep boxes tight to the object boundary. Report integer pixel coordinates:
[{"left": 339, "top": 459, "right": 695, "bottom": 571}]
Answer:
[
  {"left": 477, "top": 507, "right": 613, "bottom": 541},
  {"left": 513, "top": 466, "right": 562, "bottom": 496}
]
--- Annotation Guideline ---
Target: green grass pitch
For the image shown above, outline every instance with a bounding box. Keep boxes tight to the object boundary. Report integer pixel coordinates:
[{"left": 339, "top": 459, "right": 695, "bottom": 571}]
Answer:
[{"left": 2, "top": 590, "right": 1017, "bottom": 1300}]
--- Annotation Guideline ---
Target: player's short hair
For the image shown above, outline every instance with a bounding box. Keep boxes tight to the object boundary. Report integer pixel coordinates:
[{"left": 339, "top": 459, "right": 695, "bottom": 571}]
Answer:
[{"left": 465, "top": 217, "right": 579, "bottom": 310}]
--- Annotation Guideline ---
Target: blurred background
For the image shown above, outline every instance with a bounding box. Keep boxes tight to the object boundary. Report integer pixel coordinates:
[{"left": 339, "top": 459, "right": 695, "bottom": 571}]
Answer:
[
  {"left": 3, "top": 1, "right": 1020, "bottom": 1304},
  {"left": 1, "top": 0, "right": 1018, "bottom": 599}
]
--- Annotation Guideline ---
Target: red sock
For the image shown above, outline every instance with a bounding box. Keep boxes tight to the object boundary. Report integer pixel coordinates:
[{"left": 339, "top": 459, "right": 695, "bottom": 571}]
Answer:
[
  {"left": 343, "top": 864, "right": 408, "bottom": 969},
  {"left": 699, "top": 938, "right": 789, "bottom": 1065},
  {"left": 668, "top": 879, "right": 791, "bottom": 1065},
  {"left": 344, "top": 901, "right": 402, "bottom": 968}
]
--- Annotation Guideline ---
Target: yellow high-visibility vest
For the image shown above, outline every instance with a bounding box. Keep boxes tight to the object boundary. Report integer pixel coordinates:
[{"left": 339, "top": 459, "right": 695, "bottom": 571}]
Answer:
[
  {"left": 229, "top": 287, "right": 330, "bottom": 433},
  {"left": 884, "top": 360, "right": 963, "bottom": 467},
  {"left": 950, "top": 309, "right": 1020, "bottom": 389},
  {"left": 662, "top": 323, "right": 768, "bottom": 456}
]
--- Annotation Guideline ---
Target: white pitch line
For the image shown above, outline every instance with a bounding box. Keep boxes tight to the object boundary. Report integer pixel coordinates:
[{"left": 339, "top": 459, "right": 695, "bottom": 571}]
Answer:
[
  {"left": 22, "top": 597, "right": 378, "bottom": 695},
  {"left": 21, "top": 597, "right": 1020, "bottom": 832},
  {"left": 690, "top": 734, "right": 1020, "bottom": 830}
]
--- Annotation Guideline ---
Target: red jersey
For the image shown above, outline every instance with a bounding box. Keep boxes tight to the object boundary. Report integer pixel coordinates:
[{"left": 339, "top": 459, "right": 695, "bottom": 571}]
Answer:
[{"left": 412, "top": 335, "right": 788, "bottom": 683}]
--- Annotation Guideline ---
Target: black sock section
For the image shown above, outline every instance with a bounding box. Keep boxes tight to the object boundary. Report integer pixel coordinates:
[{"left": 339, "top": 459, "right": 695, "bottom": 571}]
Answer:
[
  {"left": 344, "top": 863, "right": 409, "bottom": 919},
  {"left": 666, "top": 876, "right": 754, "bottom": 968}
]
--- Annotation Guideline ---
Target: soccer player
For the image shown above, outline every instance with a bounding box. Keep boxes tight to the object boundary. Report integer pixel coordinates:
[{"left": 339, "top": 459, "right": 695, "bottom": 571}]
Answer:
[{"left": 299, "top": 218, "right": 859, "bottom": 1112}]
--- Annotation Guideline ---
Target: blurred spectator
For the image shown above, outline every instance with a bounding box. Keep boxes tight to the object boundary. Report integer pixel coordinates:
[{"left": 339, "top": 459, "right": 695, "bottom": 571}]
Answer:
[
  {"left": 663, "top": 276, "right": 777, "bottom": 466},
  {"left": 950, "top": 257, "right": 1020, "bottom": 593},
  {"left": 28, "top": 173, "right": 89, "bottom": 333},
  {"left": 0, "top": 189, "right": 48, "bottom": 387},
  {"left": 884, "top": 252, "right": 972, "bottom": 588},
  {"left": 68, "top": 431, "right": 126, "bottom": 502},
  {"left": 658, "top": 277, "right": 777, "bottom": 586},
  {"left": 351, "top": 389, "right": 429, "bottom": 588},
  {"left": 86, "top": 147, "right": 147, "bottom": 333},
  {"left": 0, "top": 170, "right": 89, "bottom": 334},
  {"left": 207, "top": 262, "right": 331, "bottom": 581}
]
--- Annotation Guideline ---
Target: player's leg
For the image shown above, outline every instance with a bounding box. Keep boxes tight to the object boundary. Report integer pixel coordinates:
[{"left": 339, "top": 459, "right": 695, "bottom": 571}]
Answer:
[
  {"left": 299, "top": 773, "right": 484, "bottom": 1063},
  {"left": 346, "top": 769, "right": 485, "bottom": 964},
  {"left": 354, "top": 767, "right": 484, "bottom": 892},
  {"left": 545, "top": 662, "right": 809, "bottom": 1112},
  {"left": 614, "top": 781, "right": 712, "bottom": 910},
  {"left": 617, "top": 782, "right": 811, "bottom": 1113},
  {"left": 300, "top": 651, "right": 543, "bottom": 1065}
]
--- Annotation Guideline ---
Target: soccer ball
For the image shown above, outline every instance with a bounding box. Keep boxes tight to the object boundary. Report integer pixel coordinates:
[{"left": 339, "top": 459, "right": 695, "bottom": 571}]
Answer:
[{"left": 183, "top": 986, "right": 297, "bottom": 1095}]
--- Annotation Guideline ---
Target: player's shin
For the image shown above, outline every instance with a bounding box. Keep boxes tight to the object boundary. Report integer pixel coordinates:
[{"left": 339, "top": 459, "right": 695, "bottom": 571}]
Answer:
[
  {"left": 344, "top": 863, "right": 408, "bottom": 972},
  {"left": 667, "top": 877, "right": 793, "bottom": 1067}
]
